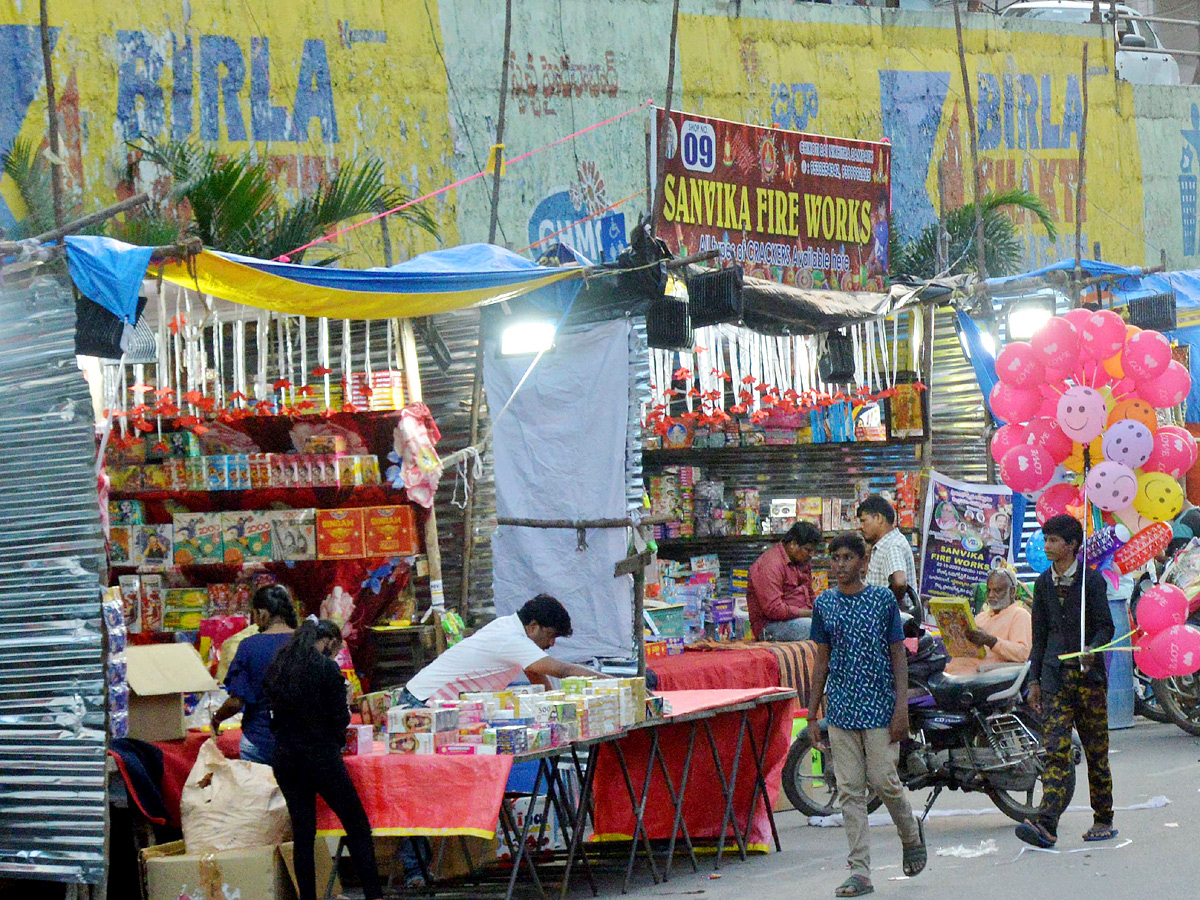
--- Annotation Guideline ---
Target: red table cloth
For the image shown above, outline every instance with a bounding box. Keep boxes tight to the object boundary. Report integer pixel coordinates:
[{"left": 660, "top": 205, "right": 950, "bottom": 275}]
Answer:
[
  {"left": 649, "top": 646, "right": 782, "bottom": 691},
  {"left": 316, "top": 743, "right": 513, "bottom": 839},
  {"left": 592, "top": 688, "right": 797, "bottom": 851}
]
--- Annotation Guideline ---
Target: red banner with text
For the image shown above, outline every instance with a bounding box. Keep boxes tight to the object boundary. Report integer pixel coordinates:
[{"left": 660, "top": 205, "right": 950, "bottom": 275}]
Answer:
[{"left": 653, "top": 108, "right": 892, "bottom": 292}]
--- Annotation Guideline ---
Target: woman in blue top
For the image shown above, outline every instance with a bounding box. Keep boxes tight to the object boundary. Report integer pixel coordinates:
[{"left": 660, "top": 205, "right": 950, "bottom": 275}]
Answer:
[{"left": 210, "top": 584, "right": 297, "bottom": 764}]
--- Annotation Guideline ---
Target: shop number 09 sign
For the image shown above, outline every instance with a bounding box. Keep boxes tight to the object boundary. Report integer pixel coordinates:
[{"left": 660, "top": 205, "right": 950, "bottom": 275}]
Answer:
[{"left": 653, "top": 107, "right": 892, "bottom": 293}]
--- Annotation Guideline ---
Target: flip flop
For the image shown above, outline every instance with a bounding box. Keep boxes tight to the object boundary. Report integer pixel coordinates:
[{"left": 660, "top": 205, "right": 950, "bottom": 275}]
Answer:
[
  {"left": 1015, "top": 819, "right": 1057, "bottom": 849},
  {"left": 902, "top": 817, "right": 927, "bottom": 877},
  {"left": 1082, "top": 824, "right": 1119, "bottom": 842},
  {"left": 835, "top": 874, "right": 874, "bottom": 897}
]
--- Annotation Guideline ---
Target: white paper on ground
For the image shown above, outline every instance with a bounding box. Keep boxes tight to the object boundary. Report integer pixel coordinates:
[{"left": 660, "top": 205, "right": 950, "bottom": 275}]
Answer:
[{"left": 936, "top": 839, "right": 998, "bottom": 858}]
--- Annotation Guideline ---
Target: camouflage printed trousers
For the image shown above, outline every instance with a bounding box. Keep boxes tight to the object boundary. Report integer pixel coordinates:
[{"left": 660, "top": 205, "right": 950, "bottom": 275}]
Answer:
[{"left": 1037, "top": 667, "right": 1113, "bottom": 836}]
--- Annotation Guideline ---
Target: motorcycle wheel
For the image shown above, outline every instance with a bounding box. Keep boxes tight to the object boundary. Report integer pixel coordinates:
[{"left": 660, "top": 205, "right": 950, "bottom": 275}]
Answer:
[
  {"left": 782, "top": 731, "right": 882, "bottom": 818},
  {"left": 1135, "top": 673, "right": 1170, "bottom": 723},
  {"left": 1152, "top": 675, "right": 1200, "bottom": 736},
  {"left": 980, "top": 708, "right": 1076, "bottom": 825}
]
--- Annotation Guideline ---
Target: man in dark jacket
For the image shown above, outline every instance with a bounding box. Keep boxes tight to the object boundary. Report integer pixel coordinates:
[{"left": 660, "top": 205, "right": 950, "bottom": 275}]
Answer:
[{"left": 1016, "top": 514, "right": 1116, "bottom": 848}]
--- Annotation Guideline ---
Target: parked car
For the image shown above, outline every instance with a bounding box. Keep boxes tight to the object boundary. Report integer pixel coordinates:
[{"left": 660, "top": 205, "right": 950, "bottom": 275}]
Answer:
[{"left": 1001, "top": 0, "right": 1181, "bottom": 85}]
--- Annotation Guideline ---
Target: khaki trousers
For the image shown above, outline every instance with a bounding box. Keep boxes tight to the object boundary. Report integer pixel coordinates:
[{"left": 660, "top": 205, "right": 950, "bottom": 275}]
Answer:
[{"left": 828, "top": 725, "right": 920, "bottom": 876}]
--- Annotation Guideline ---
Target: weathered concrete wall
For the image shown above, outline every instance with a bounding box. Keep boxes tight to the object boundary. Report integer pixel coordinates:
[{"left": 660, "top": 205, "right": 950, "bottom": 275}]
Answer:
[{"left": 2, "top": 0, "right": 1199, "bottom": 271}]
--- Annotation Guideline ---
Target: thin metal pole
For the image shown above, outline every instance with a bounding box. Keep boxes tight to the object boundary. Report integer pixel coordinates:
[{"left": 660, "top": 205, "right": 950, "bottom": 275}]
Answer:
[
  {"left": 38, "top": 0, "right": 64, "bottom": 232},
  {"left": 652, "top": 0, "right": 683, "bottom": 226},
  {"left": 953, "top": 0, "right": 987, "bottom": 279},
  {"left": 487, "top": 0, "right": 514, "bottom": 245},
  {"left": 1075, "top": 43, "right": 1090, "bottom": 296}
]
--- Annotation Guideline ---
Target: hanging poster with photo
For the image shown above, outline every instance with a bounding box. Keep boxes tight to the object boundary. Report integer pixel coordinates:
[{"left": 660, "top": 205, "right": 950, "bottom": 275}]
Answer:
[{"left": 919, "top": 471, "right": 1014, "bottom": 599}]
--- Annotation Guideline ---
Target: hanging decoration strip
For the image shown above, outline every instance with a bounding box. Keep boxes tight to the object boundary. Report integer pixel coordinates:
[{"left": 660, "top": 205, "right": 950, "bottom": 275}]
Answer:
[{"left": 646, "top": 319, "right": 924, "bottom": 438}]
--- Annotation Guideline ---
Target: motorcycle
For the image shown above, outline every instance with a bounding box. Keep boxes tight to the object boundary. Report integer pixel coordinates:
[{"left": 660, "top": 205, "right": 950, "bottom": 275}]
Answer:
[{"left": 783, "top": 651, "right": 1078, "bottom": 824}]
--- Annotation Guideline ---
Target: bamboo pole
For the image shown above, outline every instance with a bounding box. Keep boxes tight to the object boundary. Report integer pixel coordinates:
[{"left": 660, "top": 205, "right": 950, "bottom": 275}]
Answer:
[
  {"left": 38, "top": 0, "right": 64, "bottom": 233},
  {"left": 1075, "top": 43, "right": 1090, "bottom": 299},
  {"left": 652, "top": 0, "right": 682, "bottom": 224},
  {"left": 952, "top": 0, "right": 987, "bottom": 280}
]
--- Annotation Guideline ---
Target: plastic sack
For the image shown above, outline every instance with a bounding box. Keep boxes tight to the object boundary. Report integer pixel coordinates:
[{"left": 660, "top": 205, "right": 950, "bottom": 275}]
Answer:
[{"left": 180, "top": 738, "right": 292, "bottom": 854}]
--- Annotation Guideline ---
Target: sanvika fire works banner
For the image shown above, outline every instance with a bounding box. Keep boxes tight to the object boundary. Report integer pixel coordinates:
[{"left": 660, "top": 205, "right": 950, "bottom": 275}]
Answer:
[{"left": 652, "top": 108, "right": 892, "bottom": 292}]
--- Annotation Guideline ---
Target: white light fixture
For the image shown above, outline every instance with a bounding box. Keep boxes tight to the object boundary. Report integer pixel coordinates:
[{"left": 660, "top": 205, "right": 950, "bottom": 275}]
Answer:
[
  {"left": 1005, "top": 296, "right": 1057, "bottom": 341},
  {"left": 957, "top": 319, "right": 998, "bottom": 363},
  {"left": 500, "top": 320, "right": 556, "bottom": 356}
]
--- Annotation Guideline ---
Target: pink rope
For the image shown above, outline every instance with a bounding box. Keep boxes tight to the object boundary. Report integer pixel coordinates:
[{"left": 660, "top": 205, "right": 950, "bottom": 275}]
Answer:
[{"left": 276, "top": 99, "right": 655, "bottom": 262}]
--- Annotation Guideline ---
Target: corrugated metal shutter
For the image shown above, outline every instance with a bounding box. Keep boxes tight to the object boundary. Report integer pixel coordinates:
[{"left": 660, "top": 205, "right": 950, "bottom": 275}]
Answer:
[
  {"left": 0, "top": 278, "right": 107, "bottom": 883},
  {"left": 930, "top": 307, "right": 989, "bottom": 483}
]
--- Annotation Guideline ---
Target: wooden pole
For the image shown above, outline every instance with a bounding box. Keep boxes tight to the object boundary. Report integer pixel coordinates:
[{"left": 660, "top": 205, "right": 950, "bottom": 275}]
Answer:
[
  {"left": 1075, "top": 43, "right": 1090, "bottom": 300},
  {"left": 38, "top": 0, "right": 64, "bottom": 233},
  {"left": 486, "top": 0, "right": 513, "bottom": 245},
  {"left": 651, "top": 0, "right": 682, "bottom": 225},
  {"left": 952, "top": 0, "right": 987, "bottom": 279}
]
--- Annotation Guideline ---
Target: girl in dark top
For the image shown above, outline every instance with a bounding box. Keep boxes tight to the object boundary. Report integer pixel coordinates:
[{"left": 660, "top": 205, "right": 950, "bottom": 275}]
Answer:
[
  {"left": 211, "top": 584, "right": 297, "bottom": 764},
  {"left": 264, "top": 618, "right": 381, "bottom": 900}
]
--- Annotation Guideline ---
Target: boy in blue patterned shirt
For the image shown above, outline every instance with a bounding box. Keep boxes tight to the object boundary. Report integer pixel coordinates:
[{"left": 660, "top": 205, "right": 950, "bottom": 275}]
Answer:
[{"left": 807, "top": 533, "right": 926, "bottom": 897}]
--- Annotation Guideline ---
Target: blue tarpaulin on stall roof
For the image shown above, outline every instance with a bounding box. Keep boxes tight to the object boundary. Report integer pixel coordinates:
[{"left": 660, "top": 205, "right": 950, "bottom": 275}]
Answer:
[
  {"left": 985, "top": 258, "right": 1145, "bottom": 289},
  {"left": 64, "top": 235, "right": 153, "bottom": 323}
]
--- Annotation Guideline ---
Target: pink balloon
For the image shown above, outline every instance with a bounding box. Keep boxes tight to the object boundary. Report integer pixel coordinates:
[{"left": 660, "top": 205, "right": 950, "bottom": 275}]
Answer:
[
  {"left": 1139, "top": 360, "right": 1191, "bottom": 409},
  {"left": 1026, "top": 416, "right": 1074, "bottom": 463},
  {"left": 991, "top": 423, "right": 1030, "bottom": 463},
  {"left": 1137, "top": 584, "right": 1190, "bottom": 636},
  {"left": 1063, "top": 308, "right": 1094, "bottom": 331},
  {"left": 1144, "top": 428, "right": 1195, "bottom": 479},
  {"left": 1085, "top": 461, "right": 1139, "bottom": 512},
  {"left": 1135, "top": 632, "right": 1173, "bottom": 678},
  {"left": 999, "top": 443, "right": 1056, "bottom": 494},
  {"left": 1146, "top": 624, "right": 1200, "bottom": 677},
  {"left": 1080, "top": 309, "right": 1127, "bottom": 360},
  {"left": 1035, "top": 394, "right": 1060, "bottom": 420},
  {"left": 990, "top": 382, "right": 1042, "bottom": 424},
  {"left": 1101, "top": 419, "right": 1154, "bottom": 469},
  {"left": 1056, "top": 384, "right": 1108, "bottom": 443},
  {"left": 1159, "top": 425, "right": 1198, "bottom": 469},
  {"left": 1031, "top": 317, "right": 1081, "bottom": 369},
  {"left": 995, "top": 341, "right": 1046, "bottom": 389},
  {"left": 1036, "top": 482, "right": 1081, "bottom": 524},
  {"left": 1123, "top": 330, "right": 1173, "bottom": 383}
]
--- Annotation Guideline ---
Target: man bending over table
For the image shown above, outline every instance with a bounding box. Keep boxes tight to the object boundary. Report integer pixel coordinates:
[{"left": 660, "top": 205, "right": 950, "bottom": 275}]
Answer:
[{"left": 398, "top": 594, "right": 609, "bottom": 707}]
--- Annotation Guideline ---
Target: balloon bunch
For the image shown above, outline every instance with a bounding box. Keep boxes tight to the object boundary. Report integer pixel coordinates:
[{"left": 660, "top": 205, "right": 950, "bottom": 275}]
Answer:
[
  {"left": 990, "top": 309, "right": 1197, "bottom": 588},
  {"left": 1132, "top": 584, "right": 1200, "bottom": 678}
]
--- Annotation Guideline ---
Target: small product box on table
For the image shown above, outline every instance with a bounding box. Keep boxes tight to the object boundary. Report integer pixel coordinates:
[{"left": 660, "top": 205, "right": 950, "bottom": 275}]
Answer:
[{"left": 344, "top": 724, "right": 374, "bottom": 756}]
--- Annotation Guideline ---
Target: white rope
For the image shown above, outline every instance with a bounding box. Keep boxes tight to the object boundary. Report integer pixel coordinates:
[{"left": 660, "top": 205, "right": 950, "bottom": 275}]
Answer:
[{"left": 450, "top": 445, "right": 485, "bottom": 509}]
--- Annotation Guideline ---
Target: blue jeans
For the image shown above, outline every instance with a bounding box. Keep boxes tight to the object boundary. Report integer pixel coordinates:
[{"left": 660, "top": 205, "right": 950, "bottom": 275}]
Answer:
[
  {"left": 239, "top": 734, "right": 273, "bottom": 765},
  {"left": 762, "top": 617, "right": 812, "bottom": 642}
]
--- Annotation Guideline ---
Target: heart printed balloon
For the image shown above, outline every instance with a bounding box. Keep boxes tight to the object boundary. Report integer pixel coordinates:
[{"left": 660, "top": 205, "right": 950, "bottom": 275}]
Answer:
[
  {"left": 1025, "top": 416, "right": 1074, "bottom": 464},
  {"left": 1122, "top": 330, "right": 1172, "bottom": 383},
  {"left": 1139, "top": 360, "right": 1191, "bottom": 409},
  {"left": 994, "top": 342, "right": 1045, "bottom": 389},
  {"left": 1100, "top": 419, "right": 1154, "bottom": 468},
  {"left": 991, "top": 423, "right": 1031, "bottom": 463},
  {"left": 1143, "top": 428, "right": 1195, "bottom": 480},
  {"left": 1145, "top": 624, "right": 1200, "bottom": 677},
  {"left": 1081, "top": 310, "right": 1128, "bottom": 359},
  {"left": 990, "top": 383, "right": 1043, "bottom": 425},
  {"left": 1036, "top": 482, "right": 1082, "bottom": 524},
  {"left": 1031, "top": 317, "right": 1081, "bottom": 370},
  {"left": 999, "top": 444, "right": 1056, "bottom": 494},
  {"left": 1136, "top": 584, "right": 1190, "bottom": 636}
]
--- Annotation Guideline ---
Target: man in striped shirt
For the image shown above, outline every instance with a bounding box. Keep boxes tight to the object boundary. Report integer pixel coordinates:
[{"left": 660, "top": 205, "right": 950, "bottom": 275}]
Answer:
[{"left": 401, "top": 594, "right": 609, "bottom": 705}]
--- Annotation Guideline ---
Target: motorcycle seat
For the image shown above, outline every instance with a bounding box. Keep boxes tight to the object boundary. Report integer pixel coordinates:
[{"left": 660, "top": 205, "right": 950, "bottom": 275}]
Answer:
[{"left": 929, "top": 662, "right": 1029, "bottom": 709}]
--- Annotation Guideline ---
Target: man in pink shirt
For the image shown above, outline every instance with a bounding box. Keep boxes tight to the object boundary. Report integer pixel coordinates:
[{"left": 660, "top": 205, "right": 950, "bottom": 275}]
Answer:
[{"left": 747, "top": 522, "right": 824, "bottom": 641}]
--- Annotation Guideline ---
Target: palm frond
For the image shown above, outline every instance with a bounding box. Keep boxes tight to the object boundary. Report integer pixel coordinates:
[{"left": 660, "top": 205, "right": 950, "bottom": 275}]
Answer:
[{"left": 1, "top": 138, "right": 56, "bottom": 240}]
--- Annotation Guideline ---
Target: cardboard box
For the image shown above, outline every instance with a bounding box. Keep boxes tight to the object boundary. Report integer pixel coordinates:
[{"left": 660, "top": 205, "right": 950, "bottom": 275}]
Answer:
[
  {"left": 344, "top": 724, "right": 374, "bottom": 755},
  {"left": 173, "top": 512, "right": 225, "bottom": 566},
  {"left": 221, "top": 511, "right": 274, "bottom": 564},
  {"left": 316, "top": 509, "right": 365, "bottom": 559},
  {"left": 110, "top": 526, "right": 137, "bottom": 566},
  {"left": 142, "top": 841, "right": 290, "bottom": 900},
  {"left": 135, "top": 524, "right": 174, "bottom": 568},
  {"left": 363, "top": 505, "right": 419, "bottom": 556},
  {"left": 269, "top": 509, "right": 317, "bottom": 561},
  {"left": 277, "top": 841, "right": 340, "bottom": 898},
  {"left": 126, "top": 644, "right": 218, "bottom": 742},
  {"left": 140, "top": 574, "right": 165, "bottom": 633}
]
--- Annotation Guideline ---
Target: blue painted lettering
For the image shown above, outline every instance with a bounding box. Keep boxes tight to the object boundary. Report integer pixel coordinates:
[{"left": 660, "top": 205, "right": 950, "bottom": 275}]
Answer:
[
  {"left": 199, "top": 35, "right": 247, "bottom": 141},
  {"left": 171, "top": 34, "right": 193, "bottom": 140},
  {"left": 1003, "top": 74, "right": 1016, "bottom": 150},
  {"left": 1040, "top": 75, "right": 1061, "bottom": 149},
  {"left": 250, "top": 38, "right": 293, "bottom": 142},
  {"left": 1018, "top": 74, "right": 1039, "bottom": 150},
  {"left": 116, "top": 30, "right": 165, "bottom": 141},
  {"left": 977, "top": 74, "right": 1002, "bottom": 151},
  {"left": 1062, "top": 76, "right": 1083, "bottom": 149},
  {"left": 292, "top": 39, "right": 338, "bottom": 143}
]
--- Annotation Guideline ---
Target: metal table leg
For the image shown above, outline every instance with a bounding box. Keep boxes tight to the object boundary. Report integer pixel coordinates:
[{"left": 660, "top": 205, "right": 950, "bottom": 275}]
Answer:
[
  {"left": 502, "top": 761, "right": 549, "bottom": 900},
  {"left": 744, "top": 703, "right": 783, "bottom": 852},
  {"left": 716, "top": 709, "right": 751, "bottom": 867},
  {"left": 558, "top": 745, "right": 600, "bottom": 900},
  {"left": 323, "top": 837, "right": 346, "bottom": 900},
  {"left": 612, "top": 734, "right": 661, "bottom": 893},
  {"left": 656, "top": 721, "right": 698, "bottom": 879}
]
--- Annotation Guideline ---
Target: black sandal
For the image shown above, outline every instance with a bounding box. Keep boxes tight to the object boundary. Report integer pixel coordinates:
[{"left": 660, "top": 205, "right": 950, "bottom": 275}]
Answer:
[
  {"left": 902, "top": 818, "right": 927, "bottom": 878},
  {"left": 835, "top": 874, "right": 874, "bottom": 897},
  {"left": 1082, "top": 823, "right": 1118, "bottom": 842},
  {"left": 1015, "top": 819, "right": 1057, "bottom": 848}
]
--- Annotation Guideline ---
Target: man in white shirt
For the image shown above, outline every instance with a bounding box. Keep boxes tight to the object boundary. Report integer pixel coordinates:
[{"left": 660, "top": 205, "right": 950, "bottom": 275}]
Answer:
[
  {"left": 859, "top": 495, "right": 917, "bottom": 608},
  {"left": 401, "top": 594, "right": 608, "bottom": 705}
]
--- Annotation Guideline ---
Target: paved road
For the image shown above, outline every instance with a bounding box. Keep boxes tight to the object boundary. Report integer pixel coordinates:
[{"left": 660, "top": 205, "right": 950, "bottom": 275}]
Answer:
[{"left": 619, "top": 720, "right": 1200, "bottom": 900}]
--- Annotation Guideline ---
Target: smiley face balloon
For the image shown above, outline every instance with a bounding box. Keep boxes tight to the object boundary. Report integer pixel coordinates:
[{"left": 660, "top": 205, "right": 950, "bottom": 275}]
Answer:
[
  {"left": 1108, "top": 397, "right": 1158, "bottom": 434},
  {"left": 1133, "top": 471, "right": 1185, "bottom": 523},
  {"left": 1057, "top": 385, "right": 1109, "bottom": 444},
  {"left": 1101, "top": 419, "right": 1155, "bottom": 469},
  {"left": 1086, "top": 461, "right": 1139, "bottom": 512}
]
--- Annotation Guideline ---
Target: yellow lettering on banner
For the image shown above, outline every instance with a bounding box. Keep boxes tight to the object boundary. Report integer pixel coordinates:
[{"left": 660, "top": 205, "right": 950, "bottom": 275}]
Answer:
[
  {"left": 834, "top": 197, "right": 848, "bottom": 242},
  {"left": 788, "top": 192, "right": 800, "bottom": 237},
  {"left": 738, "top": 186, "right": 752, "bottom": 231},
  {"left": 663, "top": 174, "right": 677, "bottom": 222},
  {"left": 774, "top": 190, "right": 788, "bottom": 236},
  {"left": 723, "top": 183, "right": 739, "bottom": 229},
  {"left": 804, "top": 194, "right": 823, "bottom": 239},
  {"left": 689, "top": 178, "right": 704, "bottom": 228},
  {"left": 821, "top": 196, "right": 835, "bottom": 240},
  {"left": 703, "top": 180, "right": 719, "bottom": 228},
  {"left": 847, "top": 199, "right": 861, "bottom": 243},
  {"left": 861, "top": 201, "right": 872, "bottom": 245},
  {"left": 676, "top": 176, "right": 692, "bottom": 224},
  {"left": 756, "top": 188, "right": 769, "bottom": 232}
]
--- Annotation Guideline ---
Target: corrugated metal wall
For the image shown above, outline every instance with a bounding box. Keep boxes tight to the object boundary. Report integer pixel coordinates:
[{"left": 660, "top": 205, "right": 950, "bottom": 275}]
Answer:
[
  {"left": 929, "top": 307, "right": 989, "bottom": 483},
  {"left": 0, "top": 278, "right": 107, "bottom": 883}
]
